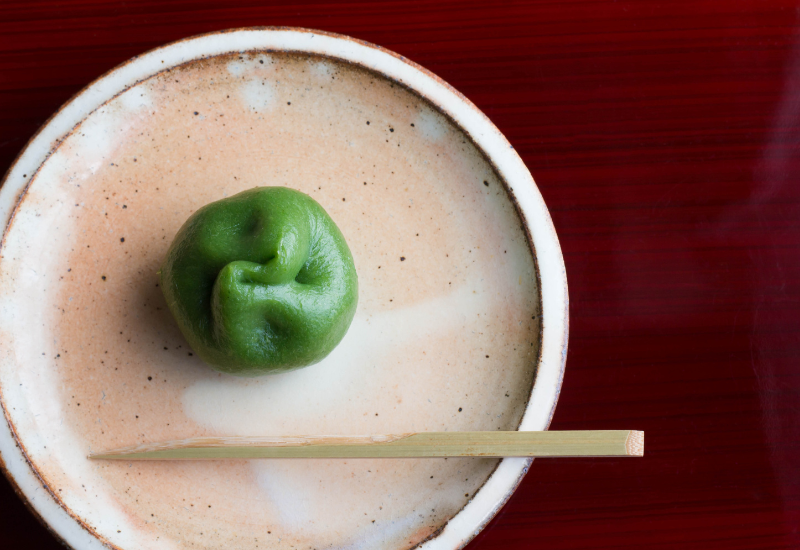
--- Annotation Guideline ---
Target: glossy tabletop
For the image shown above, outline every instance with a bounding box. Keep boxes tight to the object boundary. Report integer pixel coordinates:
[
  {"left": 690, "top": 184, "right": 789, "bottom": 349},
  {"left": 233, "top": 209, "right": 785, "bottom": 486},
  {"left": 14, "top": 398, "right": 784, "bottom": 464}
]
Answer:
[{"left": 1, "top": 1, "right": 798, "bottom": 548}]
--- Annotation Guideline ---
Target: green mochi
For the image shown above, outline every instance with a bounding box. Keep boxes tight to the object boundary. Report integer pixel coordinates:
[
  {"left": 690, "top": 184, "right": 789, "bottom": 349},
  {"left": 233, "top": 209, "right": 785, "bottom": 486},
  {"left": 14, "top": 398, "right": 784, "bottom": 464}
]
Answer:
[{"left": 160, "top": 187, "right": 358, "bottom": 376}]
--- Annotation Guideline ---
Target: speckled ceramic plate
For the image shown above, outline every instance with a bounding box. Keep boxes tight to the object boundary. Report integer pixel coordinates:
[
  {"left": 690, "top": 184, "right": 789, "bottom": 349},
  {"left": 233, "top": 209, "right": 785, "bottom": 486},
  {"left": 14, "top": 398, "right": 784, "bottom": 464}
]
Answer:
[{"left": 0, "top": 28, "right": 568, "bottom": 550}]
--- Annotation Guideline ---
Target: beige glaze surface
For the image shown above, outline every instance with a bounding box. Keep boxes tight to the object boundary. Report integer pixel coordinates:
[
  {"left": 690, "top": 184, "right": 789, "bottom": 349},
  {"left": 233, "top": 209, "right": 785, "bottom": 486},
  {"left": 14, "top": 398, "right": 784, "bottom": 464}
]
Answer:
[{"left": 0, "top": 52, "right": 539, "bottom": 549}]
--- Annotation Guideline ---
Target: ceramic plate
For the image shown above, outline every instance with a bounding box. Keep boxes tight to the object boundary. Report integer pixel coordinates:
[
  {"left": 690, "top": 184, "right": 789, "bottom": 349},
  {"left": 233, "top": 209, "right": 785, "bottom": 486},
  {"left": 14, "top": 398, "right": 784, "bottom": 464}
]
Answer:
[{"left": 0, "top": 28, "right": 568, "bottom": 550}]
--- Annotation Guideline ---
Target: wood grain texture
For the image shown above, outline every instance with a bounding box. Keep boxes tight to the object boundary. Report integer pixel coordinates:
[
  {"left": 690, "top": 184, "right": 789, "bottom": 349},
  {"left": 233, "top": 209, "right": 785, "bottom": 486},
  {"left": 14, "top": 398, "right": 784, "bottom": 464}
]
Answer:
[
  {"left": 1, "top": 1, "right": 798, "bottom": 548},
  {"left": 88, "top": 431, "right": 644, "bottom": 459}
]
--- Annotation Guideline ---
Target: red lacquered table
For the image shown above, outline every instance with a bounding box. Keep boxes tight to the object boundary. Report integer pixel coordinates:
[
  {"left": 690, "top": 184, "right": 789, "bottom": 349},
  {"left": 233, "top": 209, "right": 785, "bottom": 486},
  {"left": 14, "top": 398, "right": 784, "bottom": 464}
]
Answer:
[{"left": 1, "top": 1, "right": 798, "bottom": 548}]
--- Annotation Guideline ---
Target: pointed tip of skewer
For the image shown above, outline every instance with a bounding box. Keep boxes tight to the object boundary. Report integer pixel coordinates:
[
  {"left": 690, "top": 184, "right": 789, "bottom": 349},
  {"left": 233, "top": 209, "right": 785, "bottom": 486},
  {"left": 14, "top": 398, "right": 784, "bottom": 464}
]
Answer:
[
  {"left": 626, "top": 430, "right": 644, "bottom": 456},
  {"left": 89, "top": 451, "right": 129, "bottom": 460}
]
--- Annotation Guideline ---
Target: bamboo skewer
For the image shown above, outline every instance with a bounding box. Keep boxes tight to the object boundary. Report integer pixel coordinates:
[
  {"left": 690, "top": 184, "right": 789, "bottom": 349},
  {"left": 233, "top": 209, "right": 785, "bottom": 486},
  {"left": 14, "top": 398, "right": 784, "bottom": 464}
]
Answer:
[{"left": 89, "top": 430, "right": 644, "bottom": 460}]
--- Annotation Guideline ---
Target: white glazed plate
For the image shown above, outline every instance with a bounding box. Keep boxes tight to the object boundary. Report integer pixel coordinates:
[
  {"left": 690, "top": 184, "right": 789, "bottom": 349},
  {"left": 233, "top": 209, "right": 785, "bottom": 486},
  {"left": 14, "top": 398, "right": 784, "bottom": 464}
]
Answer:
[{"left": 0, "top": 28, "right": 568, "bottom": 550}]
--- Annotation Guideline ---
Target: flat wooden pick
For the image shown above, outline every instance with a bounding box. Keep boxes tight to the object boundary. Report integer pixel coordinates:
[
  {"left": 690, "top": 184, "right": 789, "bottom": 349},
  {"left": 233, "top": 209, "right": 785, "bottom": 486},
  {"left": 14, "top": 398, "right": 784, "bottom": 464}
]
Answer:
[{"left": 89, "top": 430, "right": 644, "bottom": 460}]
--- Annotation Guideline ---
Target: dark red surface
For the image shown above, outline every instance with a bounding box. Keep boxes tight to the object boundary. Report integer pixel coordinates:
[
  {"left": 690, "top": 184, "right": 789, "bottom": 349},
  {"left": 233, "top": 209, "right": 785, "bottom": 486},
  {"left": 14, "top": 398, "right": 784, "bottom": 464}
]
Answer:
[{"left": 1, "top": 1, "right": 799, "bottom": 548}]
